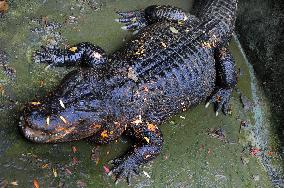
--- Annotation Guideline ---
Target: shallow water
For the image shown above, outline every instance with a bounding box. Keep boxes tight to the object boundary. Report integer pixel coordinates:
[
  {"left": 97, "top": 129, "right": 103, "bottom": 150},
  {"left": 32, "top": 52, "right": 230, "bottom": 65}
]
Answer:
[{"left": 0, "top": 0, "right": 279, "bottom": 187}]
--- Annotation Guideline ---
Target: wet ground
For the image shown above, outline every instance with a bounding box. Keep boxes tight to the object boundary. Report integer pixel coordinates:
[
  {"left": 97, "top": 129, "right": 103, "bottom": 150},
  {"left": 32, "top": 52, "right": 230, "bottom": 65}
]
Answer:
[{"left": 0, "top": 0, "right": 282, "bottom": 187}]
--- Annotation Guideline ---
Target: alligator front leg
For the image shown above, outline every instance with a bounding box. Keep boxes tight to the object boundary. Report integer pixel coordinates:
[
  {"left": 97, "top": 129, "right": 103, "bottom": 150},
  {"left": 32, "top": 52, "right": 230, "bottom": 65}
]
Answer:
[
  {"left": 207, "top": 47, "right": 237, "bottom": 115},
  {"left": 116, "top": 5, "right": 198, "bottom": 33},
  {"left": 33, "top": 42, "right": 108, "bottom": 70},
  {"left": 109, "top": 122, "right": 163, "bottom": 184}
]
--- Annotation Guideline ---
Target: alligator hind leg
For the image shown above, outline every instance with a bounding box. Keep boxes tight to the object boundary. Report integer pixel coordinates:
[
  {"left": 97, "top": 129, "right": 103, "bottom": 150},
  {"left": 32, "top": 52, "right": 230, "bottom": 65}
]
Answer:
[
  {"left": 207, "top": 47, "right": 237, "bottom": 115},
  {"left": 33, "top": 42, "right": 108, "bottom": 70},
  {"left": 109, "top": 122, "right": 163, "bottom": 184},
  {"left": 116, "top": 5, "right": 198, "bottom": 33}
]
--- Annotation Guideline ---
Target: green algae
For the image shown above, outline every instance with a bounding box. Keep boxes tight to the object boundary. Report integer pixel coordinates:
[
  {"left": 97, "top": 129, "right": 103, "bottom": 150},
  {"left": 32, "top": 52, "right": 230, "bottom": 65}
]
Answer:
[{"left": 0, "top": 0, "right": 278, "bottom": 187}]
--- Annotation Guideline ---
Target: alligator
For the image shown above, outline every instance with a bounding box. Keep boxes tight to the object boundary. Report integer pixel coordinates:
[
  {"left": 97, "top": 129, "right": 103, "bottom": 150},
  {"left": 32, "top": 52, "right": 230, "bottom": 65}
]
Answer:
[{"left": 19, "top": 0, "right": 238, "bottom": 183}]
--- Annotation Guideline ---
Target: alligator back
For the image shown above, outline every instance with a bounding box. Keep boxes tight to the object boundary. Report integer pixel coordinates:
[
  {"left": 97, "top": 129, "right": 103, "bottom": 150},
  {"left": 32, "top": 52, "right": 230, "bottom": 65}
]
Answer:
[
  {"left": 108, "top": 0, "right": 238, "bottom": 123},
  {"left": 109, "top": 22, "right": 216, "bottom": 121}
]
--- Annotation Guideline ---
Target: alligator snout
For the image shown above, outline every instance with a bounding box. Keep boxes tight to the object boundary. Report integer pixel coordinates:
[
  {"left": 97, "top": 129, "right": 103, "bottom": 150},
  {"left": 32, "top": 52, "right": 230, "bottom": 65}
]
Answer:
[{"left": 19, "top": 99, "right": 103, "bottom": 143}]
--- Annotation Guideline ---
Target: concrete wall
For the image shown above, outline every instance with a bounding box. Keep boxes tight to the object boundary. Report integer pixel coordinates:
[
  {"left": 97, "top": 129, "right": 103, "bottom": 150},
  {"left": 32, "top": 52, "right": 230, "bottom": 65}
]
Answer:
[{"left": 236, "top": 0, "right": 284, "bottom": 156}]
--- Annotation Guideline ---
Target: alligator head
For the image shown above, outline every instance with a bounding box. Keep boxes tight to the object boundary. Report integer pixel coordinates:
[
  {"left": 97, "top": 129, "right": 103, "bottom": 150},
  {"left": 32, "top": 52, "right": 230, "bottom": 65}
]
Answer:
[{"left": 19, "top": 69, "right": 107, "bottom": 143}]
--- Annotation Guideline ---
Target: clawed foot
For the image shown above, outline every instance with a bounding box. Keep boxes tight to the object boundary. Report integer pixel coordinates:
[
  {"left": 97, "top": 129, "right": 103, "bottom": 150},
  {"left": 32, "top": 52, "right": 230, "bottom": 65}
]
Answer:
[
  {"left": 108, "top": 157, "right": 140, "bottom": 185},
  {"left": 206, "top": 88, "right": 233, "bottom": 116},
  {"left": 115, "top": 9, "right": 148, "bottom": 34}
]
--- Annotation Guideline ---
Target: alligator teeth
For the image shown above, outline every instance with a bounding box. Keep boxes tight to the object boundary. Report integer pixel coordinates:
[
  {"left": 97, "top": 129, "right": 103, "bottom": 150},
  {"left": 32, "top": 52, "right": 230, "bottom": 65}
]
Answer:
[
  {"left": 59, "top": 99, "right": 65, "bottom": 109},
  {"left": 59, "top": 116, "right": 67, "bottom": 124},
  {"left": 46, "top": 116, "right": 50, "bottom": 125},
  {"left": 205, "top": 102, "right": 210, "bottom": 108},
  {"left": 216, "top": 112, "right": 219, "bottom": 117}
]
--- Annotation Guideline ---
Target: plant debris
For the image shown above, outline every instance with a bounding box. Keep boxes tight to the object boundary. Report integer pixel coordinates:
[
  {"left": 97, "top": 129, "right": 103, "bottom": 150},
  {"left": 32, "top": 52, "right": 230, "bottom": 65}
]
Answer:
[
  {"left": 72, "top": 146, "right": 77, "bottom": 153},
  {"left": 91, "top": 146, "right": 100, "bottom": 165},
  {"left": 33, "top": 179, "right": 40, "bottom": 188},
  {"left": 0, "top": 0, "right": 8, "bottom": 14},
  {"left": 169, "top": 26, "right": 179, "bottom": 33},
  {"left": 143, "top": 171, "right": 151, "bottom": 178},
  {"left": 0, "top": 178, "right": 8, "bottom": 187},
  {"left": 250, "top": 147, "right": 261, "bottom": 157},
  {"left": 76, "top": 180, "right": 86, "bottom": 188},
  {"left": 0, "top": 50, "right": 16, "bottom": 81},
  {"left": 10, "top": 181, "right": 18, "bottom": 186},
  {"left": 52, "top": 168, "right": 58, "bottom": 177},
  {"left": 207, "top": 128, "right": 227, "bottom": 142},
  {"left": 103, "top": 165, "right": 110, "bottom": 174},
  {"left": 237, "top": 89, "right": 254, "bottom": 112}
]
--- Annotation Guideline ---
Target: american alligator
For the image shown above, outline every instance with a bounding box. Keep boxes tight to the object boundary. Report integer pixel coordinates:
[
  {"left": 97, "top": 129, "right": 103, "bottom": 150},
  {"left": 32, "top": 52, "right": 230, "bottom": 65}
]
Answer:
[{"left": 19, "top": 0, "right": 238, "bottom": 183}]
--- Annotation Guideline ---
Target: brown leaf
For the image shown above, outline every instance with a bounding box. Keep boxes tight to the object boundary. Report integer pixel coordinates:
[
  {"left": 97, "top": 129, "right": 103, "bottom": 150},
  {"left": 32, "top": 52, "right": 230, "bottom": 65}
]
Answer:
[
  {"left": 72, "top": 146, "right": 77, "bottom": 153},
  {"left": 0, "top": 0, "right": 9, "bottom": 13}
]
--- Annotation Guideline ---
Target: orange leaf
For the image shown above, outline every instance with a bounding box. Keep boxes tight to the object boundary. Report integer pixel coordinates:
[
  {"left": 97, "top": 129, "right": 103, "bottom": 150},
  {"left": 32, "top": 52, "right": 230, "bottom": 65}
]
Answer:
[
  {"left": 33, "top": 179, "right": 40, "bottom": 188},
  {"left": 147, "top": 123, "right": 156, "bottom": 132}
]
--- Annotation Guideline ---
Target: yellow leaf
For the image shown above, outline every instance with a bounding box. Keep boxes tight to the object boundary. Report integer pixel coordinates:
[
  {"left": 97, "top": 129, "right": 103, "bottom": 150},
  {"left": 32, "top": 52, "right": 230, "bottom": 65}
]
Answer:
[
  {"left": 101, "top": 130, "right": 108, "bottom": 138},
  {"left": 144, "top": 137, "right": 150, "bottom": 143},
  {"left": 170, "top": 27, "right": 179, "bottom": 34},
  {"left": 69, "top": 46, "right": 77, "bottom": 52}
]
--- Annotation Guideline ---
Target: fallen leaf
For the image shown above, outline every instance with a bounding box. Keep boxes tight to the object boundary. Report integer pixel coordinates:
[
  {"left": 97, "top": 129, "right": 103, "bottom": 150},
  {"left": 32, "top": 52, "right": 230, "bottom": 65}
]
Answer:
[
  {"left": 65, "top": 168, "right": 72, "bottom": 175},
  {"left": 170, "top": 26, "right": 179, "bottom": 34},
  {"left": 10, "top": 181, "right": 18, "bottom": 186},
  {"left": 147, "top": 123, "right": 156, "bottom": 132},
  {"left": 72, "top": 157, "right": 79, "bottom": 165},
  {"left": 0, "top": 0, "right": 9, "bottom": 13},
  {"left": 127, "top": 67, "right": 138, "bottom": 82},
  {"left": 30, "top": 102, "right": 41, "bottom": 105},
  {"left": 103, "top": 165, "right": 110, "bottom": 174},
  {"left": 76, "top": 180, "right": 86, "bottom": 188},
  {"left": 52, "top": 168, "right": 58, "bottom": 177},
  {"left": 69, "top": 46, "right": 77, "bottom": 52},
  {"left": 100, "top": 130, "right": 108, "bottom": 138},
  {"left": 160, "top": 42, "right": 167, "bottom": 48},
  {"left": 131, "top": 115, "right": 143, "bottom": 125},
  {"left": 72, "top": 146, "right": 77, "bottom": 153},
  {"left": 250, "top": 147, "right": 261, "bottom": 156},
  {"left": 41, "top": 163, "right": 49, "bottom": 169},
  {"left": 143, "top": 171, "right": 151, "bottom": 178},
  {"left": 91, "top": 52, "right": 102, "bottom": 59},
  {"left": 144, "top": 137, "right": 150, "bottom": 143},
  {"left": 39, "top": 80, "right": 45, "bottom": 87},
  {"left": 33, "top": 179, "right": 39, "bottom": 188}
]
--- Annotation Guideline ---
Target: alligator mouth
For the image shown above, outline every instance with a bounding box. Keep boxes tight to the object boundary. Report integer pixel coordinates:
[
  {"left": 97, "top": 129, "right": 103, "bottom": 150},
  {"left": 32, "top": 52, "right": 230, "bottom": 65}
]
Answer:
[{"left": 18, "top": 115, "right": 78, "bottom": 143}]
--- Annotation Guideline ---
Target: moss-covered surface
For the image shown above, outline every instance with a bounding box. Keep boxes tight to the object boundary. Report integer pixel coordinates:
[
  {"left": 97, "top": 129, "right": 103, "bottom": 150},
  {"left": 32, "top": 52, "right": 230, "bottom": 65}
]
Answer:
[
  {"left": 0, "top": 0, "right": 277, "bottom": 187},
  {"left": 236, "top": 0, "right": 284, "bottom": 160}
]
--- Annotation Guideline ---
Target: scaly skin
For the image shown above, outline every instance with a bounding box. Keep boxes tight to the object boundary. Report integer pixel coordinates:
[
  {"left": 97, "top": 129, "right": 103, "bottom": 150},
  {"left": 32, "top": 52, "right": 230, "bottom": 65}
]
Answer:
[{"left": 19, "top": 0, "right": 238, "bottom": 184}]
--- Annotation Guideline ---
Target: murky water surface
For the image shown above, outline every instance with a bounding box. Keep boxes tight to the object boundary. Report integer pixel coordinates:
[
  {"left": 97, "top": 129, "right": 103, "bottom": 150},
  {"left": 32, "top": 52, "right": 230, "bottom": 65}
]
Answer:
[{"left": 0, "top": 0, "right": 279, "bottom": 187}]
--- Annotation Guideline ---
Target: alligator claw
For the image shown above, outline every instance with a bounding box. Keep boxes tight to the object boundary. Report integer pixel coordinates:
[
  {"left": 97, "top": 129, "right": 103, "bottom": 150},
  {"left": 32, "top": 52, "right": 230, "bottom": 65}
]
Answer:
[
  {"left": 115, "top": 9, "right": 148, "bottom": 33},
  {"left": 207, "top": 88, "right": 233, "bottom": 115},
  {"left": 108, "top": 157, "right": 140, "bottom": 185},
  {"left": 116, "top": 10, "right": 142, "bottom": 18},
  {"left": 205, "top": 102, "right": 210, "bottom": 108}
]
